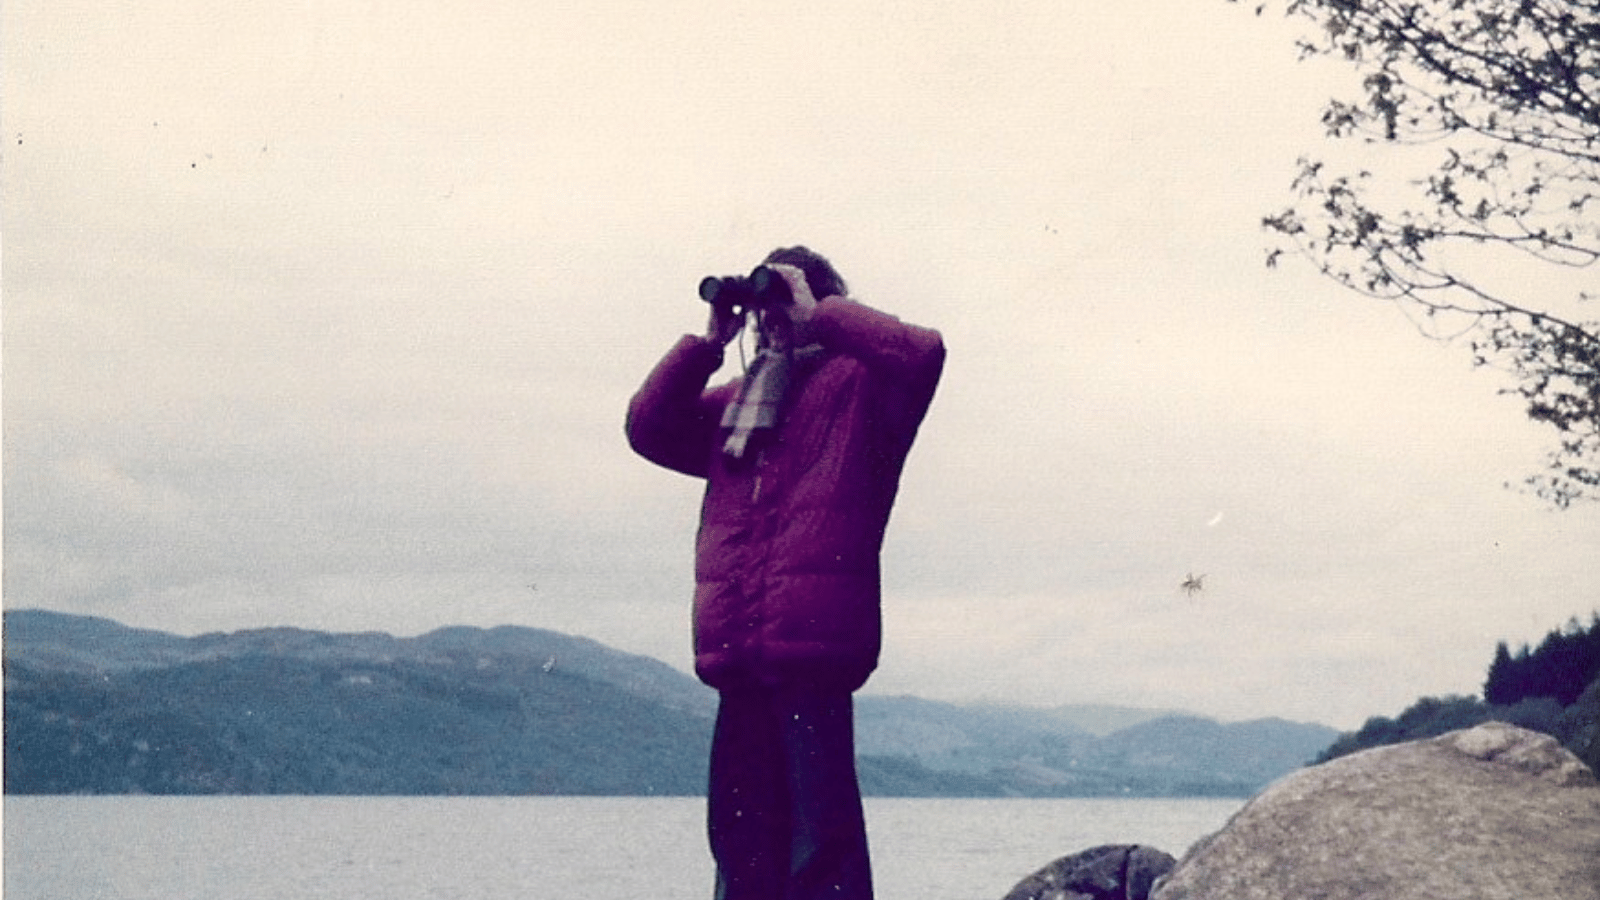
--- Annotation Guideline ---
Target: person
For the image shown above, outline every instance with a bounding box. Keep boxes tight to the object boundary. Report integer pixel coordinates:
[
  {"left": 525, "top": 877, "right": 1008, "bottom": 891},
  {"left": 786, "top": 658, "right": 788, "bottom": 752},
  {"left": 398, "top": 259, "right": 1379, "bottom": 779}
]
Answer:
[{"left": 626, "top": 246, "right": 945, "bottom": 900}]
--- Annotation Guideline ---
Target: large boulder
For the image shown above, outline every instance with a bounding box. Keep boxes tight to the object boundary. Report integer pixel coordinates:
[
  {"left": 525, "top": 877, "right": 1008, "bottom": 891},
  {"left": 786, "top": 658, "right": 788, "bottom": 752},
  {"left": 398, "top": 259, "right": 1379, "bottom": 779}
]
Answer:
[
  {"left": 1152, "top": 721, "right": 1600, "bottom": 900},
  {"left": 1002, "top": 844, "right": 1177, "bottom": 900}
]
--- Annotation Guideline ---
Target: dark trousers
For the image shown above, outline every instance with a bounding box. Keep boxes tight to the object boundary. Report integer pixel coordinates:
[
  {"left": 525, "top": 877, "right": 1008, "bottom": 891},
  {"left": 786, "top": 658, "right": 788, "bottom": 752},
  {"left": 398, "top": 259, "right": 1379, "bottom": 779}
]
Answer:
[{"left": 707, "top": 684, "right": 873, "bottom": 900}]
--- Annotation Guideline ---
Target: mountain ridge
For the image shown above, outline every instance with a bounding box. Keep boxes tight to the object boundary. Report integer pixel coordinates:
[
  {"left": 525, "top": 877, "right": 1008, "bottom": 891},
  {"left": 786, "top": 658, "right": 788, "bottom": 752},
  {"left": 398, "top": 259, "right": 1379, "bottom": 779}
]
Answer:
[{"left": 3, "top": 609, "right": 1337, "bottom": 796}]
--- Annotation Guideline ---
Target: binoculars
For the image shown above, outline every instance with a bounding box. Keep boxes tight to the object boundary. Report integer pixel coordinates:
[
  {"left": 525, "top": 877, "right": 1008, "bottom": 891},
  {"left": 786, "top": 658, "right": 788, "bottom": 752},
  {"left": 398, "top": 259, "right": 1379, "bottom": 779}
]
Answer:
[{"left": 698, "top": 265, "right": 793, "bottom": 314}]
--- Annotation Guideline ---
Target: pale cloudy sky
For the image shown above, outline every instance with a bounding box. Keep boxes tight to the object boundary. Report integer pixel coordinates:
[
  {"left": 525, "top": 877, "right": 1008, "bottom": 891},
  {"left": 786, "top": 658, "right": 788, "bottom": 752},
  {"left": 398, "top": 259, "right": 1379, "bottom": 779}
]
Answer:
[{"left": 5, "top": 0, "right": 1597, "bottom": 730}]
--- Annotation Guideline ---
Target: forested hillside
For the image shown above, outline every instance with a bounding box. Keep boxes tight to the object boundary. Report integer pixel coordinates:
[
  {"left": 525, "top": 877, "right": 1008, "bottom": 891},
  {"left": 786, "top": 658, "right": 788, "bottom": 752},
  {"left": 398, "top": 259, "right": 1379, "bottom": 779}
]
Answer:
[
  {"left": 4, "top": 621, "right": 717, "bottom": 795},
  {"left": 1317, "top": 613, "right": 1600, "bottom": 771}
]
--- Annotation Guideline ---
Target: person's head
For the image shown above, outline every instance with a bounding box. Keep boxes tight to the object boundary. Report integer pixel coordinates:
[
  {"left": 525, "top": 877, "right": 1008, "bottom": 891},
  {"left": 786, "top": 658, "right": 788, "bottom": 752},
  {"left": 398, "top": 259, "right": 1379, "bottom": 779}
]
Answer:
[{"left": 762, "top": 246, "right": 847, "bottom": 302}]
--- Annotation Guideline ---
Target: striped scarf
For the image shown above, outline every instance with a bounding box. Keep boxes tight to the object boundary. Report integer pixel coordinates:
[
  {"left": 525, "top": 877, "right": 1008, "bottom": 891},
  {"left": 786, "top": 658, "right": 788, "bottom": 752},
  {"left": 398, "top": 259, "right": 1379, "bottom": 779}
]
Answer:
[{"left": 720, "top": 344, "right": 824, "bottom": 461}]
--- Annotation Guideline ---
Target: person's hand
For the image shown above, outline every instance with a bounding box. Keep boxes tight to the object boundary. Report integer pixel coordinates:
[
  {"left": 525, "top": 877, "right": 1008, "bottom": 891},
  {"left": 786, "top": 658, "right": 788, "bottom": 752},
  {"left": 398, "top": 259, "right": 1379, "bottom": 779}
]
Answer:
[
  {"left": 764, "top": 264, "right": 817, "bottom": 326},
  {"left": 763, "top": 263, "right": 818, "bottom": 346},
  {"left": 705, "top": 302, "right": 744, "bottom": 348}
]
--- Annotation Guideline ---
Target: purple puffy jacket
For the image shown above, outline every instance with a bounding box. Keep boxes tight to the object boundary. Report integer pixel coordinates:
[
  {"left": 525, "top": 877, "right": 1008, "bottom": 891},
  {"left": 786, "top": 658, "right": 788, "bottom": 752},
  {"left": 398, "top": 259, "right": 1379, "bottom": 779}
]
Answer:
[{"left": 626, "top": 298, "right": 945, "bottom": 691}]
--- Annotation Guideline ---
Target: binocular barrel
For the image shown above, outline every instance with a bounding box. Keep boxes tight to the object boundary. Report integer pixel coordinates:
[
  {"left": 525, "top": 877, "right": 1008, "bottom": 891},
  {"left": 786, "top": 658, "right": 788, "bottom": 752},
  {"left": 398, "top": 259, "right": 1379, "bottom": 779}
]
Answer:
[
  {"left": 698, "top": 265, "right": 790, "bottom": 310},
  {"left": 698, "top": 275, "right": 735, "bottom": 305}
]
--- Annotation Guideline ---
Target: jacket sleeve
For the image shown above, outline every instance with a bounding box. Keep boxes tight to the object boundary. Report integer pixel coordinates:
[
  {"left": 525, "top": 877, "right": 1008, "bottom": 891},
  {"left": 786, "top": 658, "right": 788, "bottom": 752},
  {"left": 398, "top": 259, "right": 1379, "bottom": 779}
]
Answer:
[
  {"left": 625, "top": 334, "right": 731, "bottom": 479},
  {"left": 811, "top": 297, "right": 947, "bottom": 435}
]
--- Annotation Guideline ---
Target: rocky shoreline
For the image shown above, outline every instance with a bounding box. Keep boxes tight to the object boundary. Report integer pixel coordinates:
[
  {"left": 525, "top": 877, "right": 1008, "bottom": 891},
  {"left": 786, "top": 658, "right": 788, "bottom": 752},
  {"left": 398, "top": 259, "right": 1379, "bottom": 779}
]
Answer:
[{"left": 1001, "top": 723, "right": 1600, "bottom": 900}]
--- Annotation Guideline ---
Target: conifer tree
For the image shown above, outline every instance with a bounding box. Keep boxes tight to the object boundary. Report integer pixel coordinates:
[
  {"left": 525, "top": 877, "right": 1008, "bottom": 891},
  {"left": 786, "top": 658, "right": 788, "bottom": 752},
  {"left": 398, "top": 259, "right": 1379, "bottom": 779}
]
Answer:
[{"left": 1484, "top": 640, "right": 1517, "bottom": 705}]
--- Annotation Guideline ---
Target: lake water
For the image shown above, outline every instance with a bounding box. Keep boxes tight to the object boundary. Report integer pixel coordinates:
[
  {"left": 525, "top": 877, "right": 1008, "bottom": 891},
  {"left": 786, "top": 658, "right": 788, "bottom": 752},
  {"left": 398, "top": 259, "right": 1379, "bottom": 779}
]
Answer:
[{"left": 4, "top": 796, "right": 1241, "bottom": 900}]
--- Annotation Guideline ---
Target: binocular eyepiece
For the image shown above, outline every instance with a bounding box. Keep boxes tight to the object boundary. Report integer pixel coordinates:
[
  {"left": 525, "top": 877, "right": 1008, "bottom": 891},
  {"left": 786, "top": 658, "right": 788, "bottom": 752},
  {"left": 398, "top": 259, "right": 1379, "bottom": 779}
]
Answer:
[{"left": 698, "top": 265, "right": 792, "bottom": 314}]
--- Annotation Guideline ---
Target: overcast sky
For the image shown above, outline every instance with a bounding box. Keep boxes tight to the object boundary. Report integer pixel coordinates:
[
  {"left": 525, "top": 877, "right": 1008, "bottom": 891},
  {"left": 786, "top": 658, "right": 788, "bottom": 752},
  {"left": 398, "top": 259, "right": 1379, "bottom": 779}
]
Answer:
[{"left": 5, "top": 0, "right": 1597, "bottom": 730}]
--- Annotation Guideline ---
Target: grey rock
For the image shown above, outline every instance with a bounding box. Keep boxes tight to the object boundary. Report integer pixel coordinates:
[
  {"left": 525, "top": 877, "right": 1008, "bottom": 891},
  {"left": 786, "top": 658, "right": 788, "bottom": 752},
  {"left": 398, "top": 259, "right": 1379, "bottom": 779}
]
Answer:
[
  {"left": 1152, "top": 721, "right": 1600, "bottom": 900},
  {"left": 1003, "top": 844, "right": 1177, "bottom": 900}
]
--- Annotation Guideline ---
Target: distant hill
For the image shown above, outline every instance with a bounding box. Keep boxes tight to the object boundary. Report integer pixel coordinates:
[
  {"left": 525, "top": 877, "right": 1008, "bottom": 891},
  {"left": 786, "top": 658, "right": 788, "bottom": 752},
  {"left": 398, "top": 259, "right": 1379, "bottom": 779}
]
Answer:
[
  {"left": 3, "top": 610, "right": 1337, "bottom": 796},
  {"left": 854, "top": 696, "right": 1336, "bottom": 797},
  {"left": 3, "top": 610, "right": 718, "bottom": 795}
]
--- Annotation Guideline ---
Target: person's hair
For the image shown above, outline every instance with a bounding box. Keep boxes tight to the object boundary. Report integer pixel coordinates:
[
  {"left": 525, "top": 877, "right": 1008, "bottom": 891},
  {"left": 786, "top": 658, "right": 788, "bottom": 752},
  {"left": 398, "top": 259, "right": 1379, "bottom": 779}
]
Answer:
[{"left": 763, "top": 246, "right": 848, "bottom": 300}]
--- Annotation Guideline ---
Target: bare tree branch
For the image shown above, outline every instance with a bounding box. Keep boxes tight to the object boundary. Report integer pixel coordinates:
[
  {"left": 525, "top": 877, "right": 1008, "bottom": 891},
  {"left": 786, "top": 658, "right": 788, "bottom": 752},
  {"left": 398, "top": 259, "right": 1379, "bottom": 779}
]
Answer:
[{"left": 1242, "top": 0, "right": 1600, "bottom": 506}]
